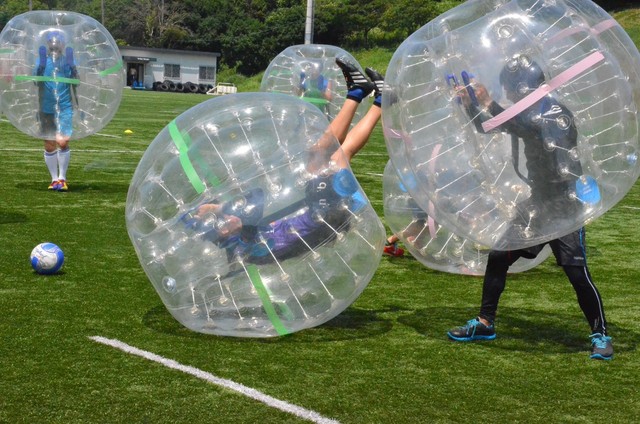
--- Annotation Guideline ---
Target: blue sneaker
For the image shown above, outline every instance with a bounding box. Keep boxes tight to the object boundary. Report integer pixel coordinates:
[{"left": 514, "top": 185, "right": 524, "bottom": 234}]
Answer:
[
  {"left": 590, "top": 333, "right": 613, "bottom": 360},
  {"left": 447, "top": 318, "right": 496, "bottom": 342}
]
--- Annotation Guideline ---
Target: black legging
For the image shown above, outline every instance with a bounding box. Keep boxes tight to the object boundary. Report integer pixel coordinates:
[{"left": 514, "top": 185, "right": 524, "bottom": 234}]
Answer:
[{"left": 479, "top": 250, "right": 608, "bottom": 335}]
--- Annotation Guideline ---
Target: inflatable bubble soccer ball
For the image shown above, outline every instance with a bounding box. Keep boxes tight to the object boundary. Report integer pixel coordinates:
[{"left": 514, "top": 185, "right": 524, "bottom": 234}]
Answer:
[
  {"left": 125, "top": 92, "right": 386, "bottom": 338},
  {"left": 260, "top": 44, "right": 370, "bottom": 124},
  {"left": 383, "top": 161, "right": 550, "bottom": 275},
  {"left": 0, "top": 11, "right": 124, "bottom": 140},
  {"left": 382, "top": 0, "right": 640, "bottom": 251}
]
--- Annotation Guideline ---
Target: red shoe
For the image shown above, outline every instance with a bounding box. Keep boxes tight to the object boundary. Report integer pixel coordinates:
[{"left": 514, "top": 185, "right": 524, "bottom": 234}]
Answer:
[{"left": 383, "top": 242, "right": 404, "bottom": 257}]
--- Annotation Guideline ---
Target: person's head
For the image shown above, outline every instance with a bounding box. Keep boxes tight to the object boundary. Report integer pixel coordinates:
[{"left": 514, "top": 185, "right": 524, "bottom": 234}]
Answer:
[
  {"left": 499, "top": 54, "right": 545, "bottom": 102},
  {"left": 200, "top": 203, "right": 244, "bottom": 239},
  {"left": 46, "top": 30, "right": 65, "bottom": 53},
  {"left": 199, "top": 188, "right": 265, "bottom": 242},
  {"left": 303, "top": 60, "right": 323, "bottom": 79}
]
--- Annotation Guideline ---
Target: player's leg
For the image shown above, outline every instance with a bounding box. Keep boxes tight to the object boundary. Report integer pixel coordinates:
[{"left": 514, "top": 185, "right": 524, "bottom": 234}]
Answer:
[
  {"left": 447, "top": 249, "right": 521, "bottom": 341},
  {"left": 338, "top": 105, "right": 381, "bottom": 163},
  {"left": 383, "top": 233, "right": 404, "bottom": 257},
  {"left": 563, "top": 264, "right": 612, "bottom": 360},
  {"left": 55, "top": 107, "right": 73, "bottom": 191},
  {"left": 41, "top": 112, "right": 60, "bottom": 190},
  {"left": 553, "top": 229, "right": 613, "bottom": 360},
  {"left": 56, "top": 138, "right": 70, "bottom": 191},
  {"left": 331, "top": 67, "right": 385, "bottom": 165},
  {"left": 330, "top": 57, "right": 375, "bottom": 144},
  {"left": 44, "top": 139, "right": 59, "bottom": 190}
]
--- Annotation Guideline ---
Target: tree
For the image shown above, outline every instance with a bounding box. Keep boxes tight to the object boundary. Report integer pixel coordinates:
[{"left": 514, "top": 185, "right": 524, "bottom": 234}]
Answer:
[
  {"left": 343, "top": 0, "right": 388, "bottom": 46},
  {"left": 380, "top": 0, "right": 441, "bottom": 40},
  {"left": 0, "top": 0, "right": 49, "bottom": 30}
]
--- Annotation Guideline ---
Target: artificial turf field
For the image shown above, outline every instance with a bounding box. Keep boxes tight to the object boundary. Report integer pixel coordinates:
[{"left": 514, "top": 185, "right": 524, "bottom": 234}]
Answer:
[{"left": 1, "top": 88, "right": 639, "bottom": 423}]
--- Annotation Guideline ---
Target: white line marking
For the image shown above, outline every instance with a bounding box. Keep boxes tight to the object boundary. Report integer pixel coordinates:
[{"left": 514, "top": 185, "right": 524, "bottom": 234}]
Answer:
[
  {"left": 88, "top": 336, "right": 340, "bottom": 424},
  {"left": 93, "top": 132, "right": 123, "bottom": 138}
]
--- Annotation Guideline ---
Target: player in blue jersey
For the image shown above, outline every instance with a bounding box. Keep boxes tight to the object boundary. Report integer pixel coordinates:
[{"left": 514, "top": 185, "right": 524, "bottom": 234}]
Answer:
[
  {"left": 298, "top": 60, "right": 333, "bottom": 102},
  {"left": 35, "top": 30, "right": 79, "bottom": 192}
]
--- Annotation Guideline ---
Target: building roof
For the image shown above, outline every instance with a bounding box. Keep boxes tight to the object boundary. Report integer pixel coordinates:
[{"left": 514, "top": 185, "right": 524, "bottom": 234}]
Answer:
[{"left": 119, "top": 46, "right": 221, "bottom": 58}]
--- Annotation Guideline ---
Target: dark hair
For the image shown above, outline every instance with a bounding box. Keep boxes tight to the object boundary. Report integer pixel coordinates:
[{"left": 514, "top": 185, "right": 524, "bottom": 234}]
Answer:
[{"left": 499, "top": 55, "right": 545, "bottom": 100}]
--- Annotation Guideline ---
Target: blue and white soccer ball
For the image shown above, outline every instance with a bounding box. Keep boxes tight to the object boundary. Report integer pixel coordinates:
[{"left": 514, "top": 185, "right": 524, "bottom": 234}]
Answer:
[{"left": 30, "top": 242, "right": 64, "bottom": 275}]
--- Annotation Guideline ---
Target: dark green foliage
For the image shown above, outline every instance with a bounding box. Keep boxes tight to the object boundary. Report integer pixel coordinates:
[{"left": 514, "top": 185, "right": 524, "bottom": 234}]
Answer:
[{"left": 0, "top": 1, "right": 631, "bottom": 75}]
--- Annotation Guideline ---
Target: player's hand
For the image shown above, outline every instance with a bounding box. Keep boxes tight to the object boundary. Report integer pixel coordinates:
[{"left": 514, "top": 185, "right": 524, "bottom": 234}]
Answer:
[
  {"left": 195, "top": 203, "right": 220, "bottom": 218},
  {"left": 472, "top": 83, "right": 492, "bottom": 107},
  {"left": 456, "top": 81, "right": 491, "bottom": 107},
  {"left": 455, "top": 83, "right": 472, "bottom": 106}
]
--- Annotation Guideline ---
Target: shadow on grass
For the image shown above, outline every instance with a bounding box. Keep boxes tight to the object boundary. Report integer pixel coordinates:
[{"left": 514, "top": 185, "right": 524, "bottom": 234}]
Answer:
[
  {"left": 142, "top": 304, "right": 394, "bottom": 343},
  {"left": 399, "top": 306, "right": 639, "bottom": 354},
  {"left": 0, "top": 211, "right": 28, "bottom": 224},
  {"left": 15, "top": 181, "right": 130, "bottom": 194}
]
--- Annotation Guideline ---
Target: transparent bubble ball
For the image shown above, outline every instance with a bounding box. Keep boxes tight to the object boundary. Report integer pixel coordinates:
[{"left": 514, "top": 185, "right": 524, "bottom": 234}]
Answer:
[
  {"left": 383, "top": 161, "right": 550, "bottom": 275},
  {"left": 125, "top": 92, "right": 386, "bottom": 337},
  {"left": 260, "top": 44, "right": 370, "bottom": 125},
  {"left": 0, "top": 10, "right": 124, "bottom": 139},
  {"left": 382, "top": 0, "right": 640, "bottom": 251}
]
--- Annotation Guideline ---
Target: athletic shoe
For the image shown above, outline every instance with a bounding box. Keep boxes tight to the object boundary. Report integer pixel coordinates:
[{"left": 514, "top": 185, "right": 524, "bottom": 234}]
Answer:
[
  {"left": 383, "top": 242, "right": 404, "bottom": 257},
  {"left": 57, "top": 180, "right": 68, "bottom": 192},
  {"left": 335, "top": 57, "right": 375, "bottom": 103},
  {"left": 589, "top": 333, "right": 613, "bottom": 360},
  {"left": 447, "top": 318, "right": 496, "bottom": 341},
  {"left": 48, "top": 180, "right": 59, "bottom": 190},
  {"left": 365, "top": 67, "right": 384, "bottom": 106}
]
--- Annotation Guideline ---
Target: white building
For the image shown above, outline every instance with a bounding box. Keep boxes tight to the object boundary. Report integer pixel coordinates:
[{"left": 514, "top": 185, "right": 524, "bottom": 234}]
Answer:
[{"left": 119, "top": 46, "right": 221, "bottom": 91}]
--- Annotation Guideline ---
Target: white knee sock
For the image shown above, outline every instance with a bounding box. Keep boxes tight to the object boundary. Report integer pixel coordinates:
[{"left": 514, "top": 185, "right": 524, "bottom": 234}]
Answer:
[
  {"left": 57, "top": 147, "right": 70, "bottom": 181},
  {"left": 44, "top": 150, "right": 58, "bottom": 181}
]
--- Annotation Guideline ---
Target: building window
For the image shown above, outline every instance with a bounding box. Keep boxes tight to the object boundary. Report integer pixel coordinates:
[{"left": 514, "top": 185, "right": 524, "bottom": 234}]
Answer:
[
  {"left": 199, "top": 66, "right": 216, "bottom": 81},
  {"left": 164, "top": 64, "right": 180, "bottom": 79}
]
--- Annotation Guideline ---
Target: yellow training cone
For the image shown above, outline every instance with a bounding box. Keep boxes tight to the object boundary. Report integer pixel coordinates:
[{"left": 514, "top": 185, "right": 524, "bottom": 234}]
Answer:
[{"left": 124, "top": 129, "right": 133, "bottom": 135}]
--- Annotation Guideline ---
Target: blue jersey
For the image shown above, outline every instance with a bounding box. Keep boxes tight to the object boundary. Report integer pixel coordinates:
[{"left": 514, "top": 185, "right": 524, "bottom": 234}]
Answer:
[{"left": 35, "top": 55, "right": 76, "bottom": 114}]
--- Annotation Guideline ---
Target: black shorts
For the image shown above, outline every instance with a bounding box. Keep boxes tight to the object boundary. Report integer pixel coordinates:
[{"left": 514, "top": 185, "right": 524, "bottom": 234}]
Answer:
[
  {"left": 517, "top": 228, "right": 587, "bottom": 267},
  {"left": 39, "top": 112, "right": 56, "bottom": 134}
]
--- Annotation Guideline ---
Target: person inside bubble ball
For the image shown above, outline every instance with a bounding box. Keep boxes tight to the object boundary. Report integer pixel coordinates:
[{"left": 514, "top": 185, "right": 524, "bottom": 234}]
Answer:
[
  {"left": 446, "top": 54, "right": 613, "bottom": 360},
  {"left": 296, "top": 60, "right": 336, "bottom": 118},
  {"left": 189, "top": 58, "right": 383, "bottom": 265},
  {"left": 297, "top": 60, "right": 334, "bottom": 102},
  {"left": 34, "top": 30, "right": 79, "bottom": 192}
]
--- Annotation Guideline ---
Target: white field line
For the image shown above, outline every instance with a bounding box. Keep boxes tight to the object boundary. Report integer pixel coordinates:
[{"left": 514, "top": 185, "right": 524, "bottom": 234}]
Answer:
[{"left": 88, "top": 336, "right": 340, "bottom": 424}]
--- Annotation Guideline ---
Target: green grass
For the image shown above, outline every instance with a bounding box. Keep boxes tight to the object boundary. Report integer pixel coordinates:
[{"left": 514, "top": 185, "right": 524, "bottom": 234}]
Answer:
[
  {"left": 2, "top": 87, "right": 639, "bottom": 424},
  {"left": 613, "top": 9, "right": 640, "bottom": 46},
  {"left": 2, "top": 8, "right": 640, "bottom": 423}
]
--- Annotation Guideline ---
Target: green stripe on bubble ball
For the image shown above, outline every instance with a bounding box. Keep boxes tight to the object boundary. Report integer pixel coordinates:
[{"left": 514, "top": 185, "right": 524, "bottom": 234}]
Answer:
[
  {"left": 15, "top": 75, "right": 80, "bottom": 84},
  {"left": 246, "top": 264, "right": 291, "bottom": 336},
  {"left": 168, "top": 119, "right": 221, "bottom": 194}
]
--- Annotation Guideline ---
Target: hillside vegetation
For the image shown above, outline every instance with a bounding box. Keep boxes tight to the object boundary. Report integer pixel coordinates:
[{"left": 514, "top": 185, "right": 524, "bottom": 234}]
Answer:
[{"left": 230, "top": 7, "right": 640, "bottom": 91}]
